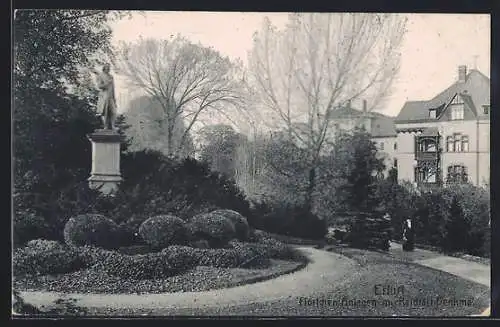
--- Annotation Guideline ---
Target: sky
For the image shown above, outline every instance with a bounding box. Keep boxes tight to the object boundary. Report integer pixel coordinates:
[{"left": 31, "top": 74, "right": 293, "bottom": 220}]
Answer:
[{"left": 109, "top": 12, "right": 490, "bottom": 119}]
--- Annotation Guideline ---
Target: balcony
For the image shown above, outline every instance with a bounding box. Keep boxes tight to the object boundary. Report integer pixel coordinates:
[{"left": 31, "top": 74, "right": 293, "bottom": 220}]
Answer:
[{"left": 415, "top": 151, "right": 439, "bottom": 161}]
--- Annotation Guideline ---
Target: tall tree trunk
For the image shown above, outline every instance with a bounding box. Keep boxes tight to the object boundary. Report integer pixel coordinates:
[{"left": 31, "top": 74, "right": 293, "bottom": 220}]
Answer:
[{"left": 166, "top": 117, "right": 173, "bottom": 157}]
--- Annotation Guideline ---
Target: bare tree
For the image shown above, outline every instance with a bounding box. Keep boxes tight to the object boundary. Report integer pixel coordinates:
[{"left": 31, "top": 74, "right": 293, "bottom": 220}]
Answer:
[
  {"left": 248, "top": 13, "right": 407, "bottom": 210},
  {"left": 114, "top": 36, "right": 247, "bottom": 156}
]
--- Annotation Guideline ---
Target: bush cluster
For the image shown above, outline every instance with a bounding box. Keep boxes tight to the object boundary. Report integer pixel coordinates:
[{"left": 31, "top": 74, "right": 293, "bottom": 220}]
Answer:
[
  {"left": 188, "top": 212, "right": 236, "bottom": 248},
  {"left": 13, "top": 241, "right": 84, "bottom": 277},
  {"left": 378, "top": 181, "right": 490, "bottom": 257},
  {"left": 13, "top": 232, "right": 305, "bottom": 283},
  {"left": 63, "top": 214, "right": 121, "bottom": 249},
  {"left": 249, "top": 201, "right": 327, "bottom": 240},
  {"left": 347, "top": 213, "right": 392, "bottom": 251},
  {"left": 13, "top": 210, "right": 51, "bottom": 248},
  {"left": 110, "top": 151, "right": 252, "bottom": 223},
  {"left": 14, "top": 150, "right": 253, "bottom": 248},
  {"left": 211, "top": 209, "right": 250, "bottom": 241},
  {"left": 138, "top": 215, "right": 188, "bottom": 249}
]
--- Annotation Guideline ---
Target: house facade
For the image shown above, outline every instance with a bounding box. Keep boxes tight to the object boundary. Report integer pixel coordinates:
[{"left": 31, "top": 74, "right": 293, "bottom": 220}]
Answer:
[
  {"left": 394, "top": 65, "right": 490, "bottom": 187},
  {"left": 326, "top": 101, "right": 398, "bottom": 177}
]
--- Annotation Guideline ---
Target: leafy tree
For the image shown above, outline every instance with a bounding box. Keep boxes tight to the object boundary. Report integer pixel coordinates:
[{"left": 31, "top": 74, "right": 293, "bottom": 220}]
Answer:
[
  {"left": 444, "top": 195, "right": 469, "bottom": 252},
  {"left": 252, "top": 131, "right": 311, "bottom": 206},
  {"left": 13, "top": 10, "right": 129, "bottom": 238},
  {"left": 123, "top": 95, "right": 194, "bottom": 158},
  {"left": 324, "top": 128, "right": 386, "bottom": 213},
  {"left": 198, "top": 124, "right": 246, "bottom": 178}
]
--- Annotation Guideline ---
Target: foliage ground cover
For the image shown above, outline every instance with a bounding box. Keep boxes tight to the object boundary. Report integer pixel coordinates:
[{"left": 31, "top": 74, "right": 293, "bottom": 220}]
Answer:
[{"left": 13, "top": 228, "right": 308, "bottom": 295}]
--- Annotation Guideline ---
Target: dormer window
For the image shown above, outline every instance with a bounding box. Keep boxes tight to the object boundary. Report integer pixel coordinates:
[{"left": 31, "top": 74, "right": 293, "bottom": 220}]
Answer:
[
  {"left": 429, "top": 109, "right": 436, "bottom": 118},
  {"left": 450, "top": 94, "right": 465, "bottom": 120},
  {"left": 483, "top": 105, "right": 490, "bottom": 115}
]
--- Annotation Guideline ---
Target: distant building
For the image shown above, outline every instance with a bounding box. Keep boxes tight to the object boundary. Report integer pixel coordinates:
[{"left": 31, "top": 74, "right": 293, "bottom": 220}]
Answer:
[
  {"left": 326, "top": 100, "right": 397, "bottom": 177},
  {"left": 284, "top": 100, "right": 397, "bottom": 177},
  {"left": 394, "top": 65, "right": 490, "bottom": 187}
]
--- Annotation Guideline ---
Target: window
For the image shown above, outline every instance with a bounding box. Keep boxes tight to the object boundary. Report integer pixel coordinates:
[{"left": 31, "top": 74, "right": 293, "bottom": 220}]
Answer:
[
  {"left": 429, "top": 109, "right": 436, "bottom": 118},
  {"left": 447, "top": 133, "right": 468, "bottom": 152},
  {"left": 447, "top": 136, "right": 454, "bottom": 152},
  {"left": 461, "top": 136, "right": 469, "bottom": 152},
  {"left": 425, "top": 140, "right": 436, "bottom": 152},
  {"left": 451, "top": 105, "right": 464, "bottom": 120},
  {"left": 380, "top": 142, "right": 384, "bottom": 150},
  {"left": 447, "top": 165, "right": 468, "bottom": 183},
  {"left": 483, "top": 105, "right": 490, "bottom": 115},
  {"left": 394, "top": 143, "right": 397, "bottom": 150},
  {"left": 393, "top": 158, "right": 398, "bottom": 168},
  {"left": 415, "top": 167, "right": 437, "bottom": 184},
  {"left": 418, "top": 138, "right": 437, "bottom": 152},
  {"left": 454, "top": 134, "right": 462, "bottom": 152}
]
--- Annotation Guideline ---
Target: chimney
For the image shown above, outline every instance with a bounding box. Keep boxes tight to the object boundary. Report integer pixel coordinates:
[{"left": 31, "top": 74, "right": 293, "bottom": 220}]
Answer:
[
  {"left": 363, "top": 100, "right": 367, "bottom": 113},
  {"left": 458, "top": 65, "right": 467, "bottom": 83},
  {"left": 346, "top": 100, "right": 351, "bottom": 108}
]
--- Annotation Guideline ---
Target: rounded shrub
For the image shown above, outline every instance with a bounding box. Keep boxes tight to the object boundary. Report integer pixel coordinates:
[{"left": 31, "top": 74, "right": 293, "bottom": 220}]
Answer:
[
  {"left": 188, "top": 212, "right": 236, "bottom": 248},
  {"left": 138, "top": 215, "right": 188, "bottom": 249},
  {"left": 63, "top": 214, "right": 120, "bottom": 249},
  {"left": 13, "top": 244, "right": 84, "bottom": 277},
  {"left": 211, "top": 209, "right": 250, "bottom": 241}
]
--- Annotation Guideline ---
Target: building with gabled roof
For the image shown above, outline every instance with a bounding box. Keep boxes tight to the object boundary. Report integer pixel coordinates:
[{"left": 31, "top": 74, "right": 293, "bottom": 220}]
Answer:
[
  {"left": 394, "top": 65, "right": 490, "bottom": 186},
  {"left": 286, "top": 100, "right": 398, "bottom": 176}
]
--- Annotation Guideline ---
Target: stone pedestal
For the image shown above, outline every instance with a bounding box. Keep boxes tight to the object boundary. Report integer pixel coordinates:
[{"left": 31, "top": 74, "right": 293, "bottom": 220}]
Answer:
[{"left": 87, "top": 129, "right": 123, "bottom": 195}]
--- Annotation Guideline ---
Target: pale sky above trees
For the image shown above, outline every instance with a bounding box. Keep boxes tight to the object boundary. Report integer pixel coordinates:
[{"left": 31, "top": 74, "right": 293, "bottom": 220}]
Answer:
[{"left": 109, "top": 12, "right": 490, "bottom": 118}]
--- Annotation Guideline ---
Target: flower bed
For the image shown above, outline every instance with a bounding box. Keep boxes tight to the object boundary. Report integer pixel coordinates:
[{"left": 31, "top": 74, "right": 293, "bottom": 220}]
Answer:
[
  {"left": 13, "top": 236, "right": 309, "bottom": 295},
  {"left": 14, "top": 259, "right": 306, "bottom": 294}
]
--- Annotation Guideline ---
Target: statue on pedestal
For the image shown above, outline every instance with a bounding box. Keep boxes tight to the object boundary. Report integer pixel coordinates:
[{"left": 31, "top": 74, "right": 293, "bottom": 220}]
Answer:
[{"left": 96, "top": 63, "right": 117, "bottom": 130}]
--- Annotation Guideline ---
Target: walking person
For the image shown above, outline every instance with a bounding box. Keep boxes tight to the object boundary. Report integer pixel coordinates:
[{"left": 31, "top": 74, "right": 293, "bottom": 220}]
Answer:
[{"left": 402, "top": 218, "right": 414, "bottom": 251}]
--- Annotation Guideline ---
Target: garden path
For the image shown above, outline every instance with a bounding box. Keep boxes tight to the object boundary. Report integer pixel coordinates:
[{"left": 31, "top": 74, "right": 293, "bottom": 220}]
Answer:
[
  {"left": 388, "top": 242, "right": 490, "bottom": 287},
  {"left": 20, "top": 248, "right": 357, "bottom": 311}
]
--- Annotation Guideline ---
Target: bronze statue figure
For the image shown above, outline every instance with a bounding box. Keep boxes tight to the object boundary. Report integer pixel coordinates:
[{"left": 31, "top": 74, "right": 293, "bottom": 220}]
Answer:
[{"left": 96, "top": 63, "right": 117, "bottom": 130}]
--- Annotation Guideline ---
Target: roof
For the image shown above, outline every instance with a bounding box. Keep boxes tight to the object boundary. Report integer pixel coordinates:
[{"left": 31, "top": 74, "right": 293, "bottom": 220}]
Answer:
[
  {"left": 328, "top": 105, "right": 397, "bottom": 137},
  {"left": 395, "top": 69, "right": 490, "bottom": 123},
  {"left": 371, "top": 114, "right": 397, "bottom": 137},
  {"left": 327, "top": 106, "right": 367, "bottom": 119}
]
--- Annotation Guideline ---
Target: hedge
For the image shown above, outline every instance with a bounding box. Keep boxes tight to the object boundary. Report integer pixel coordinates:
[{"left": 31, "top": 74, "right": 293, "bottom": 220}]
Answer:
[
  {"left": 13, "top": 242, "right": 84, "bottom": 277},
  {"left": 138, "top": 215, "right": 188, "bottom": 249},
  {"left": 210, "top": 209, "right": 250, "bottom": 241},
  {"left": 63, "top": 214, "right": 120, "bottom": 249},
  {"left": 188, "top": 212, "right": 236, "bottom": 247}
]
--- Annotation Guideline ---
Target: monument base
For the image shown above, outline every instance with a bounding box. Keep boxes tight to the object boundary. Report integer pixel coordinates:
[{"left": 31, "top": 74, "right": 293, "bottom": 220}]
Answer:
[
  {"left": 88, "top": 174, "right": 123, "bottom": 195},
  {"left": 87, "top": 129, "right": 123, "bottom": 196}
]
